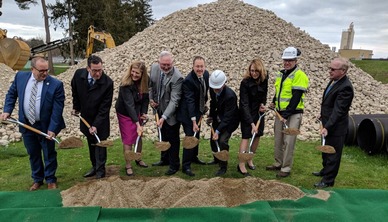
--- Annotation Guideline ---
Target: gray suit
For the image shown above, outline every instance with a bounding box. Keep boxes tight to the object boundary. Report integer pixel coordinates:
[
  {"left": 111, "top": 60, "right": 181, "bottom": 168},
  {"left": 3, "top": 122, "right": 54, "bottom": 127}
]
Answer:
[
  {"left": 149, "top": 63, "right": 183, "bottom": 170},
  {"left": 149, "top": 63, "right": 183, "bottom": 125}
]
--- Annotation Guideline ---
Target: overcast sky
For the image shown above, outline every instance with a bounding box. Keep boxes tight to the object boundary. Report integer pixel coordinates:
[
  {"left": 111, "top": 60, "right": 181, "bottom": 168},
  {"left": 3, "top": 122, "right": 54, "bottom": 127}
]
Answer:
[{"left": 1, "top": 0, "right": 387, "bottom": 58}]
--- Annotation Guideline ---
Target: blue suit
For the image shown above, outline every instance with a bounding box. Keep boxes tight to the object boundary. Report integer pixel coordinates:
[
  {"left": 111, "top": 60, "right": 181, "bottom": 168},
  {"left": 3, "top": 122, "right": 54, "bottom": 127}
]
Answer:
[{"left": 3, "top": 71, "right": 65, "bottom": 184}]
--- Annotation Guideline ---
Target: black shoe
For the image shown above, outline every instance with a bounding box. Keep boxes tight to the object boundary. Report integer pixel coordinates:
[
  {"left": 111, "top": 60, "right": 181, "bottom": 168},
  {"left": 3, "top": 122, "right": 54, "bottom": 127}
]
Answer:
[
  {"left": 183, "top": 169, "right": 195, "bottom": 177},
  {"left": 314, "top": 181, "right": 334, "bottom": 188},
  {"left": 265, "top": 165, "right": 281, "bottom": 171},
  {"left": 83, "top": 168, "right": 96, "bottom": 177},
  {"left": 237, "top": 165, "right": 251, "bottom": 177},
  {"left": 207, "top": 160, "right": 219, "bottom": 165},
  {"left": 247, "top": 165, "right": 256, "bottom": 170},
  {"left": 193, "top": 158, "right": 207, "bottom": 165},
  {"left": 165, "top": 168, "right": 178, "bottom": 176},
  {"left": 152, "top": 161, "right": 169, "bottom": 166},
  {"left": 96, "top": 174, "right": 105, "bottom": 179},
  {"left": 276, "top": 171, "right": 290, "bottom": 178},
  {"left": 312, "top": 171, "right": 323, "bottom": 177},
  {"left": 215, "top": 168, "right": 227, "bottom": 176},
  {"left": 135, "top": 160, "right": 149, "bottom": 168}
]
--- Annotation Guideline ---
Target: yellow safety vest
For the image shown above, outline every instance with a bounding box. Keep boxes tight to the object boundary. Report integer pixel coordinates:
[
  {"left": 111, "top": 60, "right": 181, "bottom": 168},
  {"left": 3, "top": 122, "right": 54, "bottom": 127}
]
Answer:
[{"left": 274, "top": 68, "right": 309, "bottom": 111}]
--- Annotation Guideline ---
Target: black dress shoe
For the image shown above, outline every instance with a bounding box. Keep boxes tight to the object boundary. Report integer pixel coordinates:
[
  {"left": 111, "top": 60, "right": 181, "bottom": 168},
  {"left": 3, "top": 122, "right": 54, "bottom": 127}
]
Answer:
[
  {"left": 135, "top": 160, "right": 149, "bottom": 168},
  {"left": 247, "top": 165, "right": 256, "bottom": 170},
  {"left": 165, "top": 168, "right": 178, "bottom": 175},
  {"left": 237, "top": 165, "right": 251, "bottom": 177},
  {"left": 215, "top": 168, "right": 227, "bottom": 176},
  {"left": 193, "top": 158, "right": 206, "bottom": 165},
  {"left": 312, "top": 171, "right": 323, "bottom": 177},
  {"left": 183, "top": 169, "right": 195, "bottom": 177},
  {"left": 207, "top": 160, "right": 219, "bottom": 165},
  {"left": 96, "top": 174, "right": 105, "bottom": 179},
  {"left": 152, "top": 161, "right": 169, "bottom": 166},
  {"left": 83, "top": 168, "right": 96, "bottom": 177},
  {"left": 314, "top": 181, "right": 334, "bottom": 188}
]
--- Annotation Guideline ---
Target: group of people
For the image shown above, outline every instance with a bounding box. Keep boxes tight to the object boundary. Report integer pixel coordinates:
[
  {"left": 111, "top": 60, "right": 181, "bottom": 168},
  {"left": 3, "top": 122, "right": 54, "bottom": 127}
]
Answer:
[{"left": 1, "top": 46, "right": 353, "bottom": 191}]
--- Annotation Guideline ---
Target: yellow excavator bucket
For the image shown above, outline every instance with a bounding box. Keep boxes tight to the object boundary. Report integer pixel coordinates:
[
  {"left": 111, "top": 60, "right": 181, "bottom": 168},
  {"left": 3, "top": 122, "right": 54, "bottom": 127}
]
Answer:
[{"left": 0, "top": 37, "right": 30, "bottom": 70}]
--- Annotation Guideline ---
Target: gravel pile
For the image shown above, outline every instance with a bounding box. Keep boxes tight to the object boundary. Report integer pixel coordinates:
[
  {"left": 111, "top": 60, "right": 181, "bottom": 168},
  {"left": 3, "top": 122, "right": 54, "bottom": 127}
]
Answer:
[{"left": 1, "top": 0, "right": 387, "bottom": 145}]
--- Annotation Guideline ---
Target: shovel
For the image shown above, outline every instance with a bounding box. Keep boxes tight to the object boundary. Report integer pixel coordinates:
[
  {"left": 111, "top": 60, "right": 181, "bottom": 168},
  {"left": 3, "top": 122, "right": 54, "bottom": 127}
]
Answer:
[
  {"left": 209, "top": 126, "right": 229, "bottom": 161},
  {"left": 273, "top": 109, "right": 300, "bottom": 135},
  {"left": 125, "top": 119, "right": 148, "bottom": 161},
  {"left": 182, "top": 116, "right": 202, "bottom": 149},
  {"left": 72, "top": 113, "right": 113, "bottom": 147},
  {"left": 154, "top": 112, "right": 171, "bottom": 151},
  {"left": 2, "top": 117, "right": 59, "bottom": 144},
  {"left": 316, "top": 121, "right": 336, "bottom": 154},
  {"left": 238, "top": 111, "right": 269, "bottom": 162}
]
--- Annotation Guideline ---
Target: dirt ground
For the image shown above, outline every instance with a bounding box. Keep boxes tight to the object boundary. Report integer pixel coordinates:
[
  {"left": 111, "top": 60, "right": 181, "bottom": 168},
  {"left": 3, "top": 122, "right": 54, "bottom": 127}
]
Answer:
[{"left": 60, "top": 165, "right": 321, "bottom": 208}]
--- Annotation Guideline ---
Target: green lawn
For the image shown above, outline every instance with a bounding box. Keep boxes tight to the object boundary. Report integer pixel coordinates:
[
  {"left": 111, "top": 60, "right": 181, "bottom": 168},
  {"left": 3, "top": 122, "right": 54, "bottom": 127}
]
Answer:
[
  {"left": 351, "top": 60, "right": 388, "bottom": 83},
  {"left": 1, "top": 137, "right": 388, "bottom": 191}
]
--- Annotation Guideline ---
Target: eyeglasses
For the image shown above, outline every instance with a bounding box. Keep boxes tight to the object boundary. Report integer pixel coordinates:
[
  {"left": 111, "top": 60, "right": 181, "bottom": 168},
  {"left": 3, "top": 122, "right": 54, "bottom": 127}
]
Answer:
[
  {"left": 250, "top": 69, "right": 260, "bottom": 74},
  {"left": 90, "top": 69, "right": 103, "bottom": 74},
  {"left": 33, "top": 67, "right": 49, "bottom": 74},
  {"left": 283, "top": 59, "right": 296, "bottom": 63},
  {"left": 329, "top": 67, "right": 343, "bottom": 71}
]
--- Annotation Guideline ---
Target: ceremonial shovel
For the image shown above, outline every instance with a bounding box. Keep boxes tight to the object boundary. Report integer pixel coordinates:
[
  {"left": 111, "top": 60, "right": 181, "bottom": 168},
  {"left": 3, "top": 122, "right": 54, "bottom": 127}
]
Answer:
[
  {"left": 316, "top": 121, "right": 336, "bottom": 154},
  {"left": 125, "top": 119, "right": 148, "bottom": 161},
  {"left": 238, "top": 111, "right": 269, "bottom": 162},
  {"left": 182, "top": 116, "right": 202, "bottom": 149},
  {"left": 273, "top": 109, "right": 300, "bottom": 135},
  {"left": 209, "top": 126, "right": 229, "bottom": 161},
  {"left": 154, "top": 112, "right": 171, "bottom": 151},
  {"left": 73, "top": 113, "right": 113, "bottom": 147}
]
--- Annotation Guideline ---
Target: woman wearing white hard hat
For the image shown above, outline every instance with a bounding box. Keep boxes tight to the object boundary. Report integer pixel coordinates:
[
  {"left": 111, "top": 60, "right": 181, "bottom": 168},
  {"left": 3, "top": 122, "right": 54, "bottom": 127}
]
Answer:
[
  {"left": 207, "top": 70, "right": 239, "bottom": 176},
  {"left": 266, "top": 46, "right": 309, "bottom": 178}
]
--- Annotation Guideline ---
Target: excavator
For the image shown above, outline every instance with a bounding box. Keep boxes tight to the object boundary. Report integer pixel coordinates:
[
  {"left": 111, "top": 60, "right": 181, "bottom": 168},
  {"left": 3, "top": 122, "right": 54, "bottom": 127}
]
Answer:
[
  {"left": 0, "top": 28, "right": 72, "bottom": 70},
  {"left": 85, "top": 25, "right": 115, "bottom": 58}
]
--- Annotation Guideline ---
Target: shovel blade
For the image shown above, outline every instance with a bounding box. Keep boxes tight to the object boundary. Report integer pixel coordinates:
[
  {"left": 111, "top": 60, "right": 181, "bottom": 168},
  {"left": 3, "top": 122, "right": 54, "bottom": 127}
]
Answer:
[
  {"left": 58, "top": 136, "right": 84, "bottom": 149},
  {"left": 154, "top": 141, "right": 171, "bottom": 151},
  {"left": 213, "top": 150, "right": 229, "bottom": 161},
  {"left": 238, "top": 152, "right": 254, "bottom": 162},
  {"left": 282, "top": 128, "right": 300, "bottom": 135},
  {"left": 182, "top": 136, "right": 199, "bottom": 149},
  {"left": 316, "top": 145, "right": 336, "bottom": 154},
  {"left": 125, "top": 150, "right": 142, "bottom": 161},
  {"left": 96, "top": 140, "right": 114, "bottom": 147}
]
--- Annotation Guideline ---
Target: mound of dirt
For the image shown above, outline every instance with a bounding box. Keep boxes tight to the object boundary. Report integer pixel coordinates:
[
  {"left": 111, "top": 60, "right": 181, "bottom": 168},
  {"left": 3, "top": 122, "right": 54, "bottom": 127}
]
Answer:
[{"left": 61, "top": 173, "right": 305, "bottom": 208}]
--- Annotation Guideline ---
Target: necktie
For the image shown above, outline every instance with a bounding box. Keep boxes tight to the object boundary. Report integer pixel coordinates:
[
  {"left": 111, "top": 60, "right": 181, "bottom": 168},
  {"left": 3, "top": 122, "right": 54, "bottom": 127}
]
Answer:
[
  {"left": 325, "top": 82, "right": 334, "bottom": 97},
  {"left": 89, "top": 78, "right": 94, "bottom": 87},
  {"left": 199, "top": 77, "right": 205, "bottom": 113},
  {"left": 27, "top": 80, "right": 38, "bottom": 124},
  {"left": 158, "top": 73, "right": 165, "bottom": 102}
]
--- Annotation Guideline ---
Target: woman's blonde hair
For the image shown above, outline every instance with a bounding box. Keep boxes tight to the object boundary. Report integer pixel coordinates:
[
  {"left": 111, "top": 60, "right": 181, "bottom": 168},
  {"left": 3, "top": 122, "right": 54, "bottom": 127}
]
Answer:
[
  {"left": 121, "top": 61, "right": 149, "bottom": 93},
  {"left": 243, "top": 58, "right": 267, "bottom": 82}
]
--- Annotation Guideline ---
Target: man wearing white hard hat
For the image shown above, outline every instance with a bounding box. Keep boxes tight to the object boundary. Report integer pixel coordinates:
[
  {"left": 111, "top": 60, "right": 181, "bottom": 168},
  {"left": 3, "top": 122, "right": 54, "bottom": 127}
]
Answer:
[
  {"left": 207, "top": 70, "right": 239, "bottom": 176},
  {"left": 266, "top": 46, "right": 309, "bottom": 178}
]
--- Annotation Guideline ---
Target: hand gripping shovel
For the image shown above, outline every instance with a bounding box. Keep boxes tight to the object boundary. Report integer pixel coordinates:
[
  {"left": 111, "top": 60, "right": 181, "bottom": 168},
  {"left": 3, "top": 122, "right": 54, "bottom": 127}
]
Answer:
[
  {"left": 73, "top": 113, "right": 113, "bottom": 147},
  {"left": 316, "top": 121, "right": 336, "bottom": 154},
  {"left": 209, "top": 127, "right": 229, "bottom": 161},
  {"left": 182, "top": 116, "right": 202, "bottom": 149},
  {"left": 154, "top": 112, "right": 171, "bottom": 151},
  {"left": 238, "top": 111, "right": 269, "bottom": 162},
  {"left": 2, "top": 117, "right": 60, "bottom": 144},
  {"left": 273, "top": 109, "right": 300, "bottom": 135},
  {"left": 125, "top": 119, "right": 148, "bottom": 161}
]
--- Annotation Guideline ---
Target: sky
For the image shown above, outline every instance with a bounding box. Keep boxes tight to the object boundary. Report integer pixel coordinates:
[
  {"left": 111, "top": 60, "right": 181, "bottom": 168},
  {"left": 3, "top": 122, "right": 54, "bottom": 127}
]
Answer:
[{"left": 1, "top": 0, "right": 387, "bottom": 58}]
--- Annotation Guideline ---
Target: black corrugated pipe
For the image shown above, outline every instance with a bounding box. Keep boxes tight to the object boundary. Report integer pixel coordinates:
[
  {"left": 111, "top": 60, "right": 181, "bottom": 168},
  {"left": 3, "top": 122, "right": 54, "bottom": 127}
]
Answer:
[
  {"left": 357, "top": 118, "right": 388, "bottom": 155},
  {"left": 346, "top": 114, "right": 388, "bottom": 146}
]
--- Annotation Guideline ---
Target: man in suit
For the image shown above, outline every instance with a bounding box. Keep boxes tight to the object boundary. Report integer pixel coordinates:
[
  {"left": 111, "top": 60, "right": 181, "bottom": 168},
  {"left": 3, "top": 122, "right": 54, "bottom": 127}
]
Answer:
[
  {"left": 177, "top": 56, "right": 209, "bottom": 176},
  {"left": 149, "top": 51, "right": 183, "bottom": 175},
  {"left": 71, "top": 55, "right": 113, "bottom": 179},
  {"left": 207, "top": 70, "right": 239, "bottom": 176},
  {"left": 313, "top": 57, "right": 354, "bottom": 188},
  {"left": 1, "top": 57, "right": 65, "bottom": 191}
]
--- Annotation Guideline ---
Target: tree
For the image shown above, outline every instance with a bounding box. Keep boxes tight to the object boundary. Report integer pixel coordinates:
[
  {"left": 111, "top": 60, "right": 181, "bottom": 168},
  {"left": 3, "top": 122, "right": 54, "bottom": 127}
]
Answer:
[{"left": 15, "top": 0, "right": 55, "bottom": 74}]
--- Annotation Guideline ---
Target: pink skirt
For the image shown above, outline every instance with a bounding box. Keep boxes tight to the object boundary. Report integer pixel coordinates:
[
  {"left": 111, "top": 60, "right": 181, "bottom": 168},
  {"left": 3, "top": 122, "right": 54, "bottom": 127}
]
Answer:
[{"left": 117, "top": 112, "right": 138, "bottom": 145}]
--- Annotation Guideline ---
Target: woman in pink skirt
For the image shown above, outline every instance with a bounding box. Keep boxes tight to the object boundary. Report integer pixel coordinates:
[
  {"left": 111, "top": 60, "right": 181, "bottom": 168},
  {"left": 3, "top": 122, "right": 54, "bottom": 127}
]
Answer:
[{"left": 115, "top": 61, "right": 149, "bottom": 176}]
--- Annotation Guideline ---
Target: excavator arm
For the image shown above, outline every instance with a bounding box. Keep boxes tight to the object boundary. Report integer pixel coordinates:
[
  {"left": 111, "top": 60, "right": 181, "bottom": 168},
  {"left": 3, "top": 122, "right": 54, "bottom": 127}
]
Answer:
[{"left": 86, "top": 25, "right": 115, "bottom": 58}]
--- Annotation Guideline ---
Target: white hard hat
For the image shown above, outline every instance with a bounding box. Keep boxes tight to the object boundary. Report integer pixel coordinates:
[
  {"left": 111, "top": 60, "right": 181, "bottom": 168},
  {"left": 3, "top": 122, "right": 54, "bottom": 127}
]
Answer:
[
  {"left": 209, "top": 70, "right": 227, "bottom": 89},
  {"left": 282, "top": 46, "right": 300, "bottom": 59}
]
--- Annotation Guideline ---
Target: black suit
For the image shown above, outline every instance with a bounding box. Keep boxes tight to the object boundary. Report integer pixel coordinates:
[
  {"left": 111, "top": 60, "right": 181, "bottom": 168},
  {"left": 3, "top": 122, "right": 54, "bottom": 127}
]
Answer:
[
  {"left": 209, "top": 86, "right": 239, "bottom": 168},
  {"left": 71, "top": 68, "right": 114, "bottom": 177},
  {"left": 177, "top": 70, "right": 209, "bottom": 170},
  {"left": 319, "top": 75, "right": 354, "bottom": 184}
]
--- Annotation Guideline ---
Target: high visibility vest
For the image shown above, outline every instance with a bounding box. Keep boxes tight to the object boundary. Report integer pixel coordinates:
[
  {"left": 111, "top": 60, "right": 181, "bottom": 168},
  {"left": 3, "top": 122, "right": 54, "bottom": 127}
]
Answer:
[{"left": 274, "top": 68, "right": 309, "bottom": 111}]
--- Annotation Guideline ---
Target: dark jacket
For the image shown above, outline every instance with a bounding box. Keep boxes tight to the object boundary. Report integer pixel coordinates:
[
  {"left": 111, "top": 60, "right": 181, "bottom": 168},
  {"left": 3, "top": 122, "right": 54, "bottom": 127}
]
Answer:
[
  {"left": 115, "top": 83, "right": 149, "bottom": 122},
  {"left": 209, "top": 85, "right": 239, "bottom": 134},
  {"left": 320, "top": 75, "right": 354, "bottom": 136},
  {"left": 239, "top": 75, "right": 268, "bottom": 124},
  {"left": 71, "top": 68, "right": 113, "bottom": 140},
  {"left": 177, "top": 70, "right": 209, "bottom": 124}
]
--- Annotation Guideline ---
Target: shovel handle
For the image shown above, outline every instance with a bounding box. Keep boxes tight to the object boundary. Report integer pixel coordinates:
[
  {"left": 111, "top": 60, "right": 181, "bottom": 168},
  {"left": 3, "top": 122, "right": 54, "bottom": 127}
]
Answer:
[
  {"left": 197, "top": 116, "right": 203, "bottom": 127},
  {"left": 273, "top": 109, "right": 284, "bottom": 122},
  {"left": 6, "top": 118, "right": 59, "bottom": 144}
]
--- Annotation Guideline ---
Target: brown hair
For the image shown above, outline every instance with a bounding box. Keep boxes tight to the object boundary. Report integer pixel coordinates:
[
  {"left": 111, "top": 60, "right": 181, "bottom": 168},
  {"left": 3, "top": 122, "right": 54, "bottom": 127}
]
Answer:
[
  {"left": 243, "top": 58, "right": 267, "bottom": 82},
  {"left": 121, "top": 61, "right": 149, "bottom": 93}
]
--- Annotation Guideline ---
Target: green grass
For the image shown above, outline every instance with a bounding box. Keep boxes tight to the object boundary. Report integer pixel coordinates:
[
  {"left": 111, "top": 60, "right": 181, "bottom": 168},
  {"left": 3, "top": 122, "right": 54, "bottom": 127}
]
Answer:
[
  {"left": 351, "top": 60, "right": 388, "bottom": 83},
  {"left": 1, "top": 137, "right": 388, "bottom": 191}
]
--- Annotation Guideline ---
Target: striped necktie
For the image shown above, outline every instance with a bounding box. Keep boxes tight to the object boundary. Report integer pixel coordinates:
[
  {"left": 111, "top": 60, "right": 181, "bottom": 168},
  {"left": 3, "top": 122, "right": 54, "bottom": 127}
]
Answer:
[
  {"left": 27, "top": 80, "right": 38, "bottom": 124},
  {"left": 199, "top": 77, "right": 205, "bottom": 113}
]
